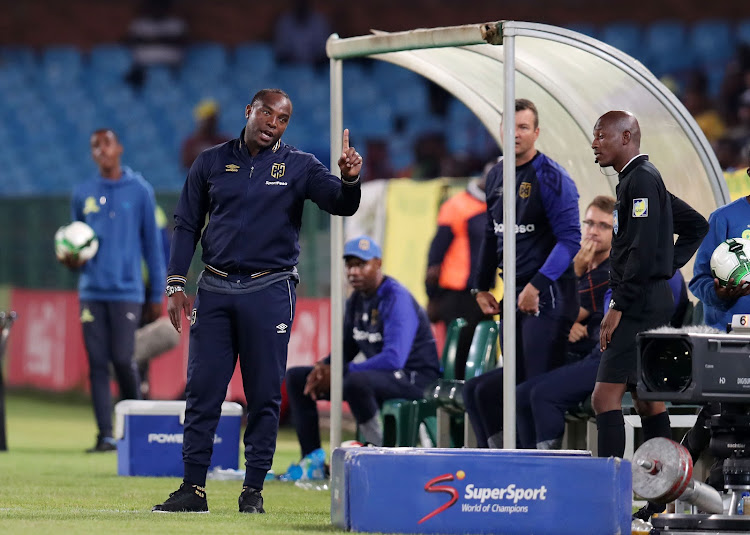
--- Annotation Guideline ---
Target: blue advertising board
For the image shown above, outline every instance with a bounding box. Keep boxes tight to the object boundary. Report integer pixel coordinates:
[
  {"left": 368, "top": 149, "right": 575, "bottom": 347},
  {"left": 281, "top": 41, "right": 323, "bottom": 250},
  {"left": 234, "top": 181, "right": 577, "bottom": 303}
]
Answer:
[{"left": 332, "top": 447, "right": 631, "bottom": 534}]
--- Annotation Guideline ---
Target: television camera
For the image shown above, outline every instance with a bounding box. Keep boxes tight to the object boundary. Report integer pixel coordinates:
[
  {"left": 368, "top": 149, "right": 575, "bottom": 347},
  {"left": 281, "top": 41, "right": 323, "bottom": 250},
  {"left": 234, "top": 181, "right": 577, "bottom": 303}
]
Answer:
[{"left": 634, "top": 315, "right": 750, "bottom": 533}]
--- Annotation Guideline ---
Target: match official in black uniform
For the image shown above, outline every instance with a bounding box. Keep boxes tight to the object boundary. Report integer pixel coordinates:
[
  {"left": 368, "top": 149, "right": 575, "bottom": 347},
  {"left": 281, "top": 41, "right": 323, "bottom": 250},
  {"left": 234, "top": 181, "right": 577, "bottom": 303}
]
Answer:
[{"left": 590, "top": 111, "right": 707, "bottom": 521}]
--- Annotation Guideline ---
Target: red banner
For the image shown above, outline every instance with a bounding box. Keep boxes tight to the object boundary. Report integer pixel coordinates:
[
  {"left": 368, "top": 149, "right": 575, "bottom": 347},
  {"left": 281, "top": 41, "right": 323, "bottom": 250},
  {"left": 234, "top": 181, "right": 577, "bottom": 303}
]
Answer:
[{"left": 6, "top": 289, "right": 331, "bottom": 403}]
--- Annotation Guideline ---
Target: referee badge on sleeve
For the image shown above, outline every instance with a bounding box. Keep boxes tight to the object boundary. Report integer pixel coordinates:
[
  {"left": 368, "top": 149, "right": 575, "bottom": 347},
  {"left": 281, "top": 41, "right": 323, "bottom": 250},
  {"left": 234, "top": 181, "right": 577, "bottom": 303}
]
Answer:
[{"left": 632, "top": 198, "right": 648, "bottom": 217}]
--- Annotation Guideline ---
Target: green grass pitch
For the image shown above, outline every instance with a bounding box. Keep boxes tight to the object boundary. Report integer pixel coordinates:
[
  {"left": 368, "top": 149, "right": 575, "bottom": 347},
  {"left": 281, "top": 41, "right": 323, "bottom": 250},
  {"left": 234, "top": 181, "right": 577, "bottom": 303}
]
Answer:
[{"left": 0, "top": 391, "right": 346, "bottom": 535}]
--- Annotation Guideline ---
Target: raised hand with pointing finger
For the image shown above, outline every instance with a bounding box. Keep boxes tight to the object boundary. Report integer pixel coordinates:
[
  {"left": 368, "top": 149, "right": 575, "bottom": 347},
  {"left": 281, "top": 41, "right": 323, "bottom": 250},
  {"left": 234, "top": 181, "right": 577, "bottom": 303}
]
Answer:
[{"left": 338, "top": 128, "right": 363, "bottom": 180}]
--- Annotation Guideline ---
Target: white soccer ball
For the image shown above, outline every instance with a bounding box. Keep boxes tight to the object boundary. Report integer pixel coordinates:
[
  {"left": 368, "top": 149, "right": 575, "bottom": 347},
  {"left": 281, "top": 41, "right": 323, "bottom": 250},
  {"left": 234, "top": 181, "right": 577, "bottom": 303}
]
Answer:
[
  {"left": 55, "top": 221, "right": 99, "bottom": 262},
  {"left": 710, "top": 238, "right": 750, "bottom": 287}
]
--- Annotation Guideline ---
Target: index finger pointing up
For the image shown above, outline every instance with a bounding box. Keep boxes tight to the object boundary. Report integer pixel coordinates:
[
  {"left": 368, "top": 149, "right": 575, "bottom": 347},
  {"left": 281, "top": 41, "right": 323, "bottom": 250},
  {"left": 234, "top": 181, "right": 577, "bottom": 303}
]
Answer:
[{"left": 342, "top": 128, "right": 350, "bottom": 151}]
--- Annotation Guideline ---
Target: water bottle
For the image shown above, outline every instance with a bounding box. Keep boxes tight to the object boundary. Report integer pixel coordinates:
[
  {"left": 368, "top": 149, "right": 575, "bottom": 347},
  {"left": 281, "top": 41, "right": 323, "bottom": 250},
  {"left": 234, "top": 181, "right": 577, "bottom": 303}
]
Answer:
[
  {"left": 282, "top": 463, "right": 303, "bottom": 481},
  {"left": 303, "top": 448, "right": 326, "bottom": 480},
  {"left": 738, "top": 491, "right": 750, "bottom": 515}
]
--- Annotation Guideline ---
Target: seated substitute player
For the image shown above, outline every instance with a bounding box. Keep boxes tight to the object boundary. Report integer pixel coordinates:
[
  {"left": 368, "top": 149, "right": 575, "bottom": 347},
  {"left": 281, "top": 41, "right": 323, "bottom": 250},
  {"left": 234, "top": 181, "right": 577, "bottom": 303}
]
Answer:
[
  {"left": 285, "top": 236, "right": 440, "bottom": 466},
  {"left": 515, "top": 194, "right": 615, "bottom": 449},
  {"left": 517, "top": 269, "right": 688, "bottom": 451}
]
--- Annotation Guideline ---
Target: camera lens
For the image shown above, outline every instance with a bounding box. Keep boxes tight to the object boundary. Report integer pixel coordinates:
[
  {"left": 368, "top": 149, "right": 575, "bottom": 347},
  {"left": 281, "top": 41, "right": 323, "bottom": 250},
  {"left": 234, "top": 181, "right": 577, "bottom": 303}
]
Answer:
[{"left": 641, "top": 338, "right": 692, "bottom": 393}]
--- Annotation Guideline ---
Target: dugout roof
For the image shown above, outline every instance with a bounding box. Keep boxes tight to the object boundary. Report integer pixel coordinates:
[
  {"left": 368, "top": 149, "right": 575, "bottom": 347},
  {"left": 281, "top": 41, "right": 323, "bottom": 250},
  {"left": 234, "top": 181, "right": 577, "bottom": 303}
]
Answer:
[
  {"left": 325, "top": 21, "right": 726, "bottom": 449},
  {"left": 328, "top": 21, "right": 728, "bottom": 213}
]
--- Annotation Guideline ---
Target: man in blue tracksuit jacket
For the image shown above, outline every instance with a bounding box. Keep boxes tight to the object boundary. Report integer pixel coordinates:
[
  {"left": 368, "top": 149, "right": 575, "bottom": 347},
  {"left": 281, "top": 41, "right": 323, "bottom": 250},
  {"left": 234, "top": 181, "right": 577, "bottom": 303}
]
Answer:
[
  {"left": 465, "top": 98, "right": 581, "bottom": 448},
  {"left": 65, "top": 129, "right": 165, "bottom": 453},
  {"left": 153, "top": 89, "right": 362, "bottom": 514},
  {"left": 688, "top": 187, "right": 750, "bottom": 331},
  {"left": 285, "top": 236, "right": 439, "bottom": 463}
]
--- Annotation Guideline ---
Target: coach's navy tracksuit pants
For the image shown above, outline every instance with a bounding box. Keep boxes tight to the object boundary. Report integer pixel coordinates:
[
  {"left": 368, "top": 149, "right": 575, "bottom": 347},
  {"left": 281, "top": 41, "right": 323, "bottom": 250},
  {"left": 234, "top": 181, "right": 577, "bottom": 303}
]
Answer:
[
  {"left": 182, "top": 273, "right": 296, "bottom": 490},
  {"left": 80, "top": 300, "right": 142, "bottom": 440}
]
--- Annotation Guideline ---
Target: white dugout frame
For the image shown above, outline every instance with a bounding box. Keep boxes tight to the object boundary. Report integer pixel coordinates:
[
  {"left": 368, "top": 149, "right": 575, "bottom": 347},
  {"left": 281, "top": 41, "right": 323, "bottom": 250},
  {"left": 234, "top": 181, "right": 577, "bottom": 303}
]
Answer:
[{"left": 325, "top": 21, "right": 727, "bottom": 451}]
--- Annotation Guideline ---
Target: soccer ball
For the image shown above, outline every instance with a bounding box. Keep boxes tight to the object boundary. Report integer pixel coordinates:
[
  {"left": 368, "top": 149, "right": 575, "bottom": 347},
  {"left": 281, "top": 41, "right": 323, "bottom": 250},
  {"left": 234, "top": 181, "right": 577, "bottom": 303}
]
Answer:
[
  {"left": 709, "top": 238, "right": 750, "bottom": 287},
  {"left": 54, "top": 221, "right": 99, "bottom": 262}
]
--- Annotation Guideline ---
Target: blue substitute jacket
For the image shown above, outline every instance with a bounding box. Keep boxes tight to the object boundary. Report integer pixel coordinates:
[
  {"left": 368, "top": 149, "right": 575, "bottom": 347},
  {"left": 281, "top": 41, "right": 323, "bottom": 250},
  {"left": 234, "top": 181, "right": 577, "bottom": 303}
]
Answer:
[
  {"left": 475, "top": 152, "right": 581, "bottom": 291},
  {"left": 326, "top": 277, "right": 440, "bottom": 379},
  {"left": 71, "top": 166, "right": 165, "bottom": 304},
  {"left": 168, "top": 130, "right": 360, "bottom": 283},
  {"left": 689, "top": 197, "right": 750, "bottom": 330}
]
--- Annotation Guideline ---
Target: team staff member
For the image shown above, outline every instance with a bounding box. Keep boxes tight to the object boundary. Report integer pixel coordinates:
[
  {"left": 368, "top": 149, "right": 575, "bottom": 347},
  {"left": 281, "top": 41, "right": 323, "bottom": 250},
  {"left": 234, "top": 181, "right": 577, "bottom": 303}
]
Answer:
[
  {"left": 591, "top": 110, "right": 707, "bottom": 522},
  {"left": 425, "top": 172, "right": 488, "bottom": 378},
  {"left": 681, "top": 174, "right": 750, "bottom": 491},
  {"left": 286, "top": 236, "right": 439, "bottom": 463},
  {"left": 62, "top": 129, "right": 165, "bottom": 453},
  {"left": 466, "top": 98, "right": 581, "bottom": 448},
  {"left": 153, "top": 89, "right": 362, "bottom": 514},
  {"left": 688, "top": 184, "right": 750, "bottom": 331}
]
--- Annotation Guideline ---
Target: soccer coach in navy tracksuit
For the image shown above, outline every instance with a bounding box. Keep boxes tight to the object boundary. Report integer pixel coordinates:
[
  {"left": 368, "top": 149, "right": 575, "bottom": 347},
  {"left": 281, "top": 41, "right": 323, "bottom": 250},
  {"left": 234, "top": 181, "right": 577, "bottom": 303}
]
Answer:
[{"left": 153, "top": 89, "right": 362, "bottom": 514}]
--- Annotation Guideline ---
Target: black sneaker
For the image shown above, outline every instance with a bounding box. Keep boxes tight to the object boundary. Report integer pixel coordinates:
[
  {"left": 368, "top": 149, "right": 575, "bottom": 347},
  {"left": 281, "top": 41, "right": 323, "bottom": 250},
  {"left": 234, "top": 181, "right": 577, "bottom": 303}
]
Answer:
[
  {"left": 152, "top": 483, "right": 209, "bottom": 513},
  {"left": 238, "top": 487, "right": 265, "bottom": 514},
  {"left": 86, "top": 437, "right": 117, "bottom": 453},
  {"left": 632, "top": 501, "right": 665, "bottom": 522}
]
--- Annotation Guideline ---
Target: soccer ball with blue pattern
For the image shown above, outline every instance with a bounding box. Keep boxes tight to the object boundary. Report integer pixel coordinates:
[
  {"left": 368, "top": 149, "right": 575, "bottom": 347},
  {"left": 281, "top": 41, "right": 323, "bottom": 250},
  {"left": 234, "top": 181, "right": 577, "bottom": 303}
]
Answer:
[
  {"left": 54, "top": 221, "right": 99, "bottom": 262},
  {"left": 710, "top": 238, "right": 750, "bottom": 288}
]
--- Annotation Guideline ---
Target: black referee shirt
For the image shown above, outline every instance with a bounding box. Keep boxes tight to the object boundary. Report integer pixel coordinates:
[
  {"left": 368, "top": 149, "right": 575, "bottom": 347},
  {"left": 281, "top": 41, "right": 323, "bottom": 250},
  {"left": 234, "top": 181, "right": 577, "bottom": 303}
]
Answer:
[{"left": 610, "top": 155, "right": 673, "bottom": 311}]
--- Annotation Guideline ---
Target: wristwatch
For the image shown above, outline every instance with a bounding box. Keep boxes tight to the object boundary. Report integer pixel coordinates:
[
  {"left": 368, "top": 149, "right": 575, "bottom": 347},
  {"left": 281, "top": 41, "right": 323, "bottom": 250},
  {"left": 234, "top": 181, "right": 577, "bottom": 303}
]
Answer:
[
  {"left": 470, "top": 289, "right": 484, "bottom": 297},
  {"left": 608, "top": 299, "right": 617, "bottom": 310},
  {"left": 165, "top": 285, "right": 185, "bottom": 297}
]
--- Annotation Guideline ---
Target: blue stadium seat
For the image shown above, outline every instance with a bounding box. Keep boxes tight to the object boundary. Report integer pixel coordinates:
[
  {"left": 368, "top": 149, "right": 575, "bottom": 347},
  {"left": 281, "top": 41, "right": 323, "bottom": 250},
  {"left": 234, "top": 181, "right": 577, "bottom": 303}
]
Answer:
[
  {"left": 184, "top": 43, "right": 228, "bottom": 76},
  {"left": 388, "top": 133, "right": 415, "bottom": 173},
  {"left": 0, "top": 67, "right": 28, "bottom": 93},
  {"left": 390, "top": 82, "right": 429, "bottom": 116},
  {"left": 41, "top": 46, "right": 83, "bottom": 86},
  {"left": 737, "top": 19, "right": 750, "bottom": 45},
  {"left": 371, "top": 60, "right": 422, "bottom": 88},
  {"left": 234, "top": 42, "right": 275, "bottom": 74},
  {"left": 565, "top": 23, "right": 598, "bottom": 39},
  {"left": 0, "top": 46, "right": 37, "bottom": 77},
  {"left": 89, "top": 44, "right": 132, "bottom": 78},
  {"left": 644, "top": 20, "right": 695, "bottom": 75},
  {"left": 703, "top": 62, "right": 728, "bottom": 98},
  {"left": 0, "top": 167, "right": 35, "bottom": 196},
  {"left": 143, "top": 65, "right": 174, "bottom": 91},
  {"left": 600, "top": 22, "right": 644, "bottom": 59},
  {"left": 690, "top": 19, "right": 735, "bottom": 65}
]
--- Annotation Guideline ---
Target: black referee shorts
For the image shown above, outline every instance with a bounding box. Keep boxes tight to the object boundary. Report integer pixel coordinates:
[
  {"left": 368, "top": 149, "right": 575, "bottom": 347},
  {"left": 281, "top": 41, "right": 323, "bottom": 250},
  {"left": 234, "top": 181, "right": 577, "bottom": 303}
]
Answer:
[{"left": 596, "top": 280, "right": 674, "bottom": 386}]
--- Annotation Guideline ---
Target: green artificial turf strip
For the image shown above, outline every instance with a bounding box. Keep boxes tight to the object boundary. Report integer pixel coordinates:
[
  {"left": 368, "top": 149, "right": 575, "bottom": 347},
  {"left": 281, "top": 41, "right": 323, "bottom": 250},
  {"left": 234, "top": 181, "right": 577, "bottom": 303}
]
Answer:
[{"left": 0, "top": 391, "right": 343, "bottom": 534}]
